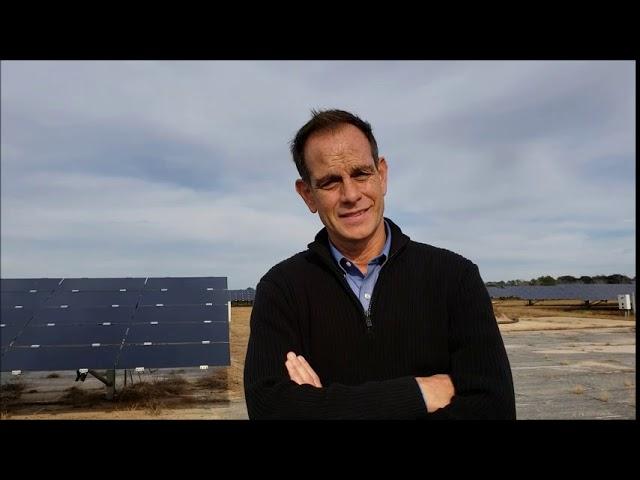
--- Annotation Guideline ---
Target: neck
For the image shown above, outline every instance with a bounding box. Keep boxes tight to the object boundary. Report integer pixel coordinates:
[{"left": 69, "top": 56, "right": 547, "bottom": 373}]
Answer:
[{"left": 329, "top": 220, "right": 386, "bottom": 268}]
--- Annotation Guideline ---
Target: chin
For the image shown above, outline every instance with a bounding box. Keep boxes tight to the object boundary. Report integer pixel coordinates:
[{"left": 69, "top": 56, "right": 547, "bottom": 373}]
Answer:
[{"left": 339, "top": 224, "right": 375, "bottom": 241}]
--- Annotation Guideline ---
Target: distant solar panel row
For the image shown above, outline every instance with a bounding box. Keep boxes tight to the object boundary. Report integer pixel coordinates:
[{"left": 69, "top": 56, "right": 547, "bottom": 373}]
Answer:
[
  {"left": 227, "top": 289, "right": 256, "bottom": 302},
  {"left": 486, "top": 284, "right": 636, "bottom": 301},
  {"left": 0, "top": 277, "right": 230, "bottom": 372}
]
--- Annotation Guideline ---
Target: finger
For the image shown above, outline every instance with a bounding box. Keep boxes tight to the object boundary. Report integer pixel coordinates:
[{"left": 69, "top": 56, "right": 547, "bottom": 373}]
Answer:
[
  {"left": 289, "top": 355, "right": 316, "bottom": 386},
  {"left": 286, "top": 355, "right": 310, "bottom": 385},
  {"left": 297, "top": 355, "right": 322, "bottom": 387},
  {"left": 285, "top": 358, "right": 303, "bottom": 384}
]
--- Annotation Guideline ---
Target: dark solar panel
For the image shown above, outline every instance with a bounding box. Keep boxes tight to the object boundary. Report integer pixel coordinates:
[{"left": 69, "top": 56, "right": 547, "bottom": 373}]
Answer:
[
  {"left": 0, "top": 276, "right": 230, "bottom": 371},
  {"left": 139, "top": 289, "right": 228, "bottom": 306},
  {"left": 1, "top": 278, "right": 62, "bottom": 292},
  {"left": 132, "top": 305, "right": 228, "bottom": 324},
  {"left": 0, "top": 308, "right": 35, "bottom": 326},
  {"left": 487, "top": 284, "right": 636, "bottom": 301},
  {"left": 117, "top": 343, "right": 230, "bottom": 369},
  {"left": 144, "top": 277, "right": 227, "bottom": 290},
  {"left": 125, "top": 322, "right": 228, "bottom": 344},
  {"left": 60, "top": 277, "right": 146, "bottom": 291},
  {"left": 1, "top": 324, "right": 23, "bottom": 347},
  {"left": 227, "top": 289, "right": 255, "bottom": 302},
  {"left": 43, "top": 291, "right": 140, "bottom": 308},
  {"left": 1, "top": 291, "right": 54, "bottom": 309},
  {"left": 29, "top": 307, "right": 135, "bottom": 326},
  {"left": 0, "top": 345, "right": 121, "bottom": 372},
  {"left": 12, "top": 324, "right": 128, "bottom": 347}
]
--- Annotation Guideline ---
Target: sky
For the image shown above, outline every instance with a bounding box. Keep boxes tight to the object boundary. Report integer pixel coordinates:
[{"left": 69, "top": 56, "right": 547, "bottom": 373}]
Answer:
[{"left": 1, "top": 61, "right": 635, "bottom": 289}]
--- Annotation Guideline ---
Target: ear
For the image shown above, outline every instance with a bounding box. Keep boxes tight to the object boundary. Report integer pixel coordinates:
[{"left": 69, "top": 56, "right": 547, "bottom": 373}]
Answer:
[
  {"left": 377, "top": 157, "right": 388, "bottom": 196},
  {"left": 295, "top": 179, "right": 318, "bottom": 213}
]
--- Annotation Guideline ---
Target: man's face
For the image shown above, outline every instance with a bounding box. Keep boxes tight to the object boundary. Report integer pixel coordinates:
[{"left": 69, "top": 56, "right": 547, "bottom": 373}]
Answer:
[{"left": 295, "top": 124, "right": 388, "bottom": 249}]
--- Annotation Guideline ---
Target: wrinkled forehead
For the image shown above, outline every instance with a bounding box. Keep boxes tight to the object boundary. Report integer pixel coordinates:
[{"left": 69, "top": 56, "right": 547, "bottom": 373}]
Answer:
[{"left": 304, "top": 124, "right": 374, "bottom": 168}]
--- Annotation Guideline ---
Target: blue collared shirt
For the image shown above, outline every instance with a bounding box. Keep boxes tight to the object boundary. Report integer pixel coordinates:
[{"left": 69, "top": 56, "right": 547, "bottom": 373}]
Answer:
[{"left": 329, "top": 221, "right": 392, "bottom": 312}]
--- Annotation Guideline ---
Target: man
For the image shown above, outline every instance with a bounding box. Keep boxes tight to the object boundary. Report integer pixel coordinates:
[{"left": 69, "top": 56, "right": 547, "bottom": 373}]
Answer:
[{"left": 243, "top": 109, "right": 516, "bottom": 419}]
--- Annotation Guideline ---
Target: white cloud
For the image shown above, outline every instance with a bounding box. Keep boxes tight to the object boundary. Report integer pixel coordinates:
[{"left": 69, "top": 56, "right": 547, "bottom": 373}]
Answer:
[{"left": 1, "top": 60, "right": 635, "bottom": 287}]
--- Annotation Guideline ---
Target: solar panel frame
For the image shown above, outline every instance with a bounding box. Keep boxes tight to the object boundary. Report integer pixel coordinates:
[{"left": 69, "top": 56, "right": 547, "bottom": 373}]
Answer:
[
  {"left": 132, "top": 305, "right": 228, "bottom": 324},
  {"left": 1, "top": 278, "right": 62, "bottom": 293},
  {"left": 125, "top": 322, "right": 229, "bottom": 344},
  {"left": 1, "top": 345, "right": 121, "bottom": 372},
  {"left": 59, "top": 277, "right": 147, "bottom": 291},
  {"left": 144, "top": 277, "right": 227, "bottom": 290},
  {"left": 29, "top": 306, "right": 135, "bottom": 326},
  {"left": 1, "top": 324, "right": 23, "bottom": 347},
  {"left": 139, "top": 289, "right": 228, "bottom": 306},
  {"left": 117, "top": 343, "right": 230, "bottom": 369},
  {"left": 0, "top": 308, "right": 36, "bottom": 326},
  {"left": 12, "top": 324, "right": 128, "bottom": 347},
  {"left": 487, "top": 284, "right": 636, "bottom": 301},
  {"left": 1, "top": 291, "right": 55, "bottom": 309},
  {"left": 42, "top": 291, "right": 140, "bottom": 308}
]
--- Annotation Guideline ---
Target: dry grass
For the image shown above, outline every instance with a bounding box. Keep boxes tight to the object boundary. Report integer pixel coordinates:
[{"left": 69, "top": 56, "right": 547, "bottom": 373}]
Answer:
[
  {"left": 1, "top": 381, "right": 27, "bottom": 401},
  {"left": 494, "top": 299, "right": 626, "bottom": 320},
  {"left": 117, "top": 376, "right": 190, "bottom": 402},
  {"left": 597, "top": 392, "right": 609, "bottom": 402},
  {"left": 61, "top": 386, "right": 105, "bottom": 407},
  {"left": 195, "top": 369, "right": 228, "bottom": 391},
  {"left": 572, "top": 385, "right": 586, "bottom": 395},
  {"left": 114, "top": 376, "right": 196, "bottom": 414}
]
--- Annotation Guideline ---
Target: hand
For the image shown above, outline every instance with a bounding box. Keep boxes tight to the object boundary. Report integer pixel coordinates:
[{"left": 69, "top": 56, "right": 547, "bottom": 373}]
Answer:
[
  {"left": 285, "top": 351, "right": 323, "bottom": 388},
  {"left": 415, "top": 374, "right": 455, "bottom": 413}
]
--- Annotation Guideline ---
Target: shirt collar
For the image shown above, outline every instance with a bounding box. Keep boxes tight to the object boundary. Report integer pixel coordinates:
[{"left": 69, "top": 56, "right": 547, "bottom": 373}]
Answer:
[{"left": 329, "top": 220, "right": 392, "bottom": 273}]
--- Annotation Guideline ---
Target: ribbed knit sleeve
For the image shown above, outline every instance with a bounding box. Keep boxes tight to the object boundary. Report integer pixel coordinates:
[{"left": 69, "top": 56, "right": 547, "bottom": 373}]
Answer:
[
  {"left": 428, "top": 262, "right": 516, "bottom": 419},
  {"left": 244, "top": 275, "right": 428, "bottom": 419}
]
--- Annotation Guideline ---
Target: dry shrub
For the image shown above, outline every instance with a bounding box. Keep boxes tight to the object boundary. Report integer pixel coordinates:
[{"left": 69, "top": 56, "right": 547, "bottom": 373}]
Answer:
[
  {"left": 61, "top": 386, "right": 105, "bottom": 407},
  {"left": 195, "top": 368, "right": 229, "bottom": 391},
  {"left": 572, "top": 385, "right": 585, "bottom": 395},
  {"left": 115, "top": 376, "right": 195, "bottom": 413},
  {"left": 46, "top": 373, "right": 60, "bottom": 379},
  {"left": 118, "top": 376, "right": 189, "bottom": 402},
  {"left": 1, "top": 381, "right": 27, "bottom": 401}
]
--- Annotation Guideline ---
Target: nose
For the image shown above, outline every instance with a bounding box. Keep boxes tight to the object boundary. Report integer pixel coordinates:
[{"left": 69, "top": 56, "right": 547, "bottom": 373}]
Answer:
[{"left": 340, "top": 177, "right": 362, "bottom": 204}]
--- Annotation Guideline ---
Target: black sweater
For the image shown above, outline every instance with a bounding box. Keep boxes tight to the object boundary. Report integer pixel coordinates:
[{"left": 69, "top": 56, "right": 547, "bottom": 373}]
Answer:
[{"left": 243, "top": 219, "right": 516, "bottom": 419}]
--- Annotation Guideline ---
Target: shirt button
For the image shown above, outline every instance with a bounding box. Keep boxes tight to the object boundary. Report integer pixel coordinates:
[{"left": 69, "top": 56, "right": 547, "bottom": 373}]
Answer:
[
  {"left": 346, "top": 262, "right": 352, "bottom": 267},
  {"left": 364, "top": 293, "right": 371, "bottom": 299}
]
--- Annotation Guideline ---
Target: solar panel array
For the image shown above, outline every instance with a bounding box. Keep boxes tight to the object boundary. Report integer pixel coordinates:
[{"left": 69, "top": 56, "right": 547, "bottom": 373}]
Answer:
[
  {"left": 486, "top": 284, "right": 636, "bottom": 301},
  {"left": 227, "top": 289, "right": 255, "bottom": 302},
  {"left": 1, "top": 277, "right": 230, "bottom": 372}
]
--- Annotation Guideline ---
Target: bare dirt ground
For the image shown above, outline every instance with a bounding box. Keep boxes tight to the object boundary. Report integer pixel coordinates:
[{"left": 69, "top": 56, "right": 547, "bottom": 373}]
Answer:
[
  {"left": 1, "top": 301, "right": 635, "bottom": 419},
  {"left": 494, "top": 299, "right": 636, "bottom": 331}
]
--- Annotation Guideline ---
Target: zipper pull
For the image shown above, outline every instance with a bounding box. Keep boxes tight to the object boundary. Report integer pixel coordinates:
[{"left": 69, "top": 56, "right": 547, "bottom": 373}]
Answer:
[{"left": 365, "top": 310, "right": 373, "bottom": 329}]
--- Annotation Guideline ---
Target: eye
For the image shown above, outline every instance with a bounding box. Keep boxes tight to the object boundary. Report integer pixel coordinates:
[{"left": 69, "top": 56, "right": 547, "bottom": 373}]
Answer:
[
  {"left": 354, "top": 172, "right": 372, "bottom": 181},
  {"left": 319, "top": 180, "right": 338, "bottom": 190}
]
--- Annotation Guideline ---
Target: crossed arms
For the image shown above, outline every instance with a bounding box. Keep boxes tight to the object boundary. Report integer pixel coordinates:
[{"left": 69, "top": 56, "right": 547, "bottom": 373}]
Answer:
[{"left": 285, "top": 352, "right": 455, "bottom": 413}]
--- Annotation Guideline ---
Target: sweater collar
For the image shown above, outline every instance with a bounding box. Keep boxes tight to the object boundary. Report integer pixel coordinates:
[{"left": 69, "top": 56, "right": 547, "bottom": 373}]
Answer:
[{"left": 307, "top": 217, "right": 410, "bottom": 269}]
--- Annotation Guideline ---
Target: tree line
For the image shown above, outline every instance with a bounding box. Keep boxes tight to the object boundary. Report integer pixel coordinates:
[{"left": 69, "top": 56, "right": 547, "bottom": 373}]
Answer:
[{"left": 486, "top": 274, "right": 635, "bottom": 287}]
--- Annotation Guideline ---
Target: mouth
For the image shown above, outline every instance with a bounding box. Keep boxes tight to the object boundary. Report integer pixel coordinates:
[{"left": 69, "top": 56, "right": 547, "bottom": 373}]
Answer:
[{"left": 339, "top": 207, "right": 370, "bottom": 221}]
